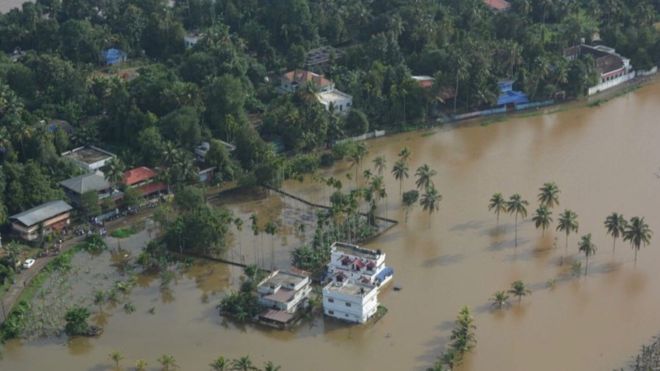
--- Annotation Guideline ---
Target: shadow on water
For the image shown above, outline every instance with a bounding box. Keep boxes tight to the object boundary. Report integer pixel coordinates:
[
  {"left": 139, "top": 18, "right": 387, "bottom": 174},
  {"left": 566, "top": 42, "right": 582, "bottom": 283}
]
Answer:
[
  {"left": 421, "top": 253, "right": 464, "bottom": 268},
  {"left": 490, "top": 238, "right": 530, "bottom": 253},
  {"left": 450, "top": 219, "right": 487, "bottom": 232},
  {"left": 67, "top": 336, "right": 93, "bottom": 356},
  {"left": 480, "top": 223, "right": 515, "bottom": 237}
]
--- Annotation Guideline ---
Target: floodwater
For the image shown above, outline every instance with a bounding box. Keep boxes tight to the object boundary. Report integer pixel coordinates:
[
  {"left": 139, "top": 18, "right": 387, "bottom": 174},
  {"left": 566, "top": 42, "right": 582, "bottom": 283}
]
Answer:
[{"left": 2, "top": 80, "right": 660, "bottom": 370}]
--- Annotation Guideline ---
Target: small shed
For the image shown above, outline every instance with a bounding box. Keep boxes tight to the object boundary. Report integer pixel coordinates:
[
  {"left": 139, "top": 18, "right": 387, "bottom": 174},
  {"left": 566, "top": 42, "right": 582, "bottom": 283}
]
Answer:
[
  {"left": 103, "top": 48, "right": 127, "bottom": 66},
  {"left": 497, "top": 80, "right": 529, "bottom": 108}
]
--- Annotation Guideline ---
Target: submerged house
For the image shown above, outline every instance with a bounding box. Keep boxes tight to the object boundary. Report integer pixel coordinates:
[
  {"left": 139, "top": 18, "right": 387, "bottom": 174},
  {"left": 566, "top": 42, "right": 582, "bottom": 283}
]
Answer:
[
  {"left": 10, "top": 200, "right": 73, "bottom": 242},
  {"left": 257, "top": 270, "right": 312, "bottom": 328},
  {"left": 564, "top": 44, "right": 635, "bottom": 95},
  {"left": 323, "top": 276, "right": 379, "bottom": 324}
]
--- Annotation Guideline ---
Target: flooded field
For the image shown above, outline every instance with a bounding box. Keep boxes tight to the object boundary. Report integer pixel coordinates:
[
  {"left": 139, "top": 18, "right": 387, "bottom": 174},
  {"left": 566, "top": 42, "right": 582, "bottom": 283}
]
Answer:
[{"left": 2, "top": 80, "right": 660, "bottom": 370}]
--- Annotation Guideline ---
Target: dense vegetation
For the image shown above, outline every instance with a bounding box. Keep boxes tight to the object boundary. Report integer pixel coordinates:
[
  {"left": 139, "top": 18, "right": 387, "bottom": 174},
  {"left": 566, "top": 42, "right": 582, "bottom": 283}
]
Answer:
[{"left": 0, "top": 0, "right": 656, "bottom": 229}]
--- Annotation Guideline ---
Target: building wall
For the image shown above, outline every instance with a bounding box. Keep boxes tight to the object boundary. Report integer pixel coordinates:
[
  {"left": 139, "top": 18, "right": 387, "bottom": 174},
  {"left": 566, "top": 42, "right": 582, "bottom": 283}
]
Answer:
[
  {"left": 11, "top": 213, "right": 71, "bottom": 241},
  {"left": 323, "top": 285, "right": 378, "bottom": 323},
  {"left": 588, "top": 71, "right": 636, "bottom": 95}
]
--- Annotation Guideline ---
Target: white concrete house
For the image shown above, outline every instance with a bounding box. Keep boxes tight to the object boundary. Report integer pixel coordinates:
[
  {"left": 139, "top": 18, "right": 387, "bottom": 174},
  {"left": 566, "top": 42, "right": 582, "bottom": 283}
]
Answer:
[
  {"left": 323, "top": 276, "right": 378, "bottom": 324},
  {"left": 564, "top": 44, "right": 635, "bottom": 95},
  {"left": 316, "top": 90, "right": 353, "bottom": 115},
  {"left": 328, "top": 242, "right": 393, "bottom": 286},
  {"left": 257, "top": 270, "right": 311, "bottom": 314},
  {"left": 61, "top": 146, "right": 116, "bottom": 172}
]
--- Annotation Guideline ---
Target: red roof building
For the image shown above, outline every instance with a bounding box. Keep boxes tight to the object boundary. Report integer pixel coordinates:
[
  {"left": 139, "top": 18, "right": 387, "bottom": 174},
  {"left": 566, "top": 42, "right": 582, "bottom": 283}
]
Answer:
[
  {"left": 280, "top": 70, "right": 335, "bottom": 93},
  {"left": 123, "top": 166, "right": 158, "bottom": 187}
]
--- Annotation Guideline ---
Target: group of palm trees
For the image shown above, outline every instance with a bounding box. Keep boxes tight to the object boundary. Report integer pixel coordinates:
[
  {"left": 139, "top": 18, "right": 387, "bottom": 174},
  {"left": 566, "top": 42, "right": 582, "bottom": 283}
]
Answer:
[
  {"left": 488, "top": 182, "right": 653, "bottom": 274},
  {"left": 491, "top": 280, "right": 532, "bottom": 309},
  {"left": 107, "top": 352, "right": 280, "bottom": 371}
]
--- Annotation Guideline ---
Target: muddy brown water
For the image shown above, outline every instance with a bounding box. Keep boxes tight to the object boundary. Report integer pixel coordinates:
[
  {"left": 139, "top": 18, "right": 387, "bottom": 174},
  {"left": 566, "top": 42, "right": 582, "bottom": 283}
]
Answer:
[{"left": 2, "top": 81, "right": 660, "bottom": 370}]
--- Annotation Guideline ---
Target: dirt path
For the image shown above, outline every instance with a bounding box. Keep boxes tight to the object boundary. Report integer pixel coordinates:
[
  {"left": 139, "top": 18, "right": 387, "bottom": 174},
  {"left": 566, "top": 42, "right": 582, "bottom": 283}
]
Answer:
[{"left": 0, "top": 236, "right": 83, "bottom": 323}]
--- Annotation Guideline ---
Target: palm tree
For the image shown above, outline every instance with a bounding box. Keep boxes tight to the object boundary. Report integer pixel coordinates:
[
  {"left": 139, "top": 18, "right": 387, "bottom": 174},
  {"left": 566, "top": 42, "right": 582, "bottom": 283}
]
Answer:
[
  {"left": 2, "top": 241, "right": 21, "bottom": 271},
  {"left": 264, "top": 221, "right": 278, "bottom": 269},
  {"left": 402, "top": 190, "right": 419, "bottom": 223},
  {"left": 105, "top": 157, "right": 126, "bottom": 189},
  {"left": 109, "top": 351, "right": 123, "bottom": 369},
  {"left": 135, "top": 360, "right": 148, "bottom": 371},
  {"left": 249, "top": 213, "right": 259, "bottom": 266},
  {"left": 373, "top": 155, "right": 386, "bottom": 175},
  {"left": 532, "top": 205, "right": 553, "bottom": 236},
  {"left": 537, "top": 182, "right": 560, "bottom": 208},
  {"left": 604, "top": 213, "right": 627, "bottom": 254},
  {"left": 420, "top": 185, "right": 442, "bottom": 228},
  {"left": 231, "top": 356, "right": 255, "bottom": 371},
  {"left": 263, "top": 361, "right": 281, "bottom": 371},
  {"left": 398, "top": 147, "right": 411, "bottom": 163},
  {"left": 210, "top": 356, "right": 228, "bottom": 371},
  {"left": 158, "top": 354, "right": 178, "bottom": 371},
  {"left": 578, "top": 233, "right": 597, "bottom": 275},
  {"left": 348, "top": 142, "right": 368, "bottom": 188},
  {"left": 623, "top": 216, "right": 653, "bottom": 265},
  {"left": 391, "top": 159, "right": 409, "bottom": 195},
  {"left": 488, "top": 193, "right": 506, "bottom": 225},
  {"left": 506, "top": 194, "right": 528, "bottom": 247},
  {"left": 556, "top": 209, "right": 579, "bottom": 261},
  {"left": 508, "top": 280, "right": 531, "bottom": 303},
  {"left": 415, "top": 164, "right": 436, "bottom": 190},
  {"left": 491, "top": 291, "right": 510, "bottom": 309}
]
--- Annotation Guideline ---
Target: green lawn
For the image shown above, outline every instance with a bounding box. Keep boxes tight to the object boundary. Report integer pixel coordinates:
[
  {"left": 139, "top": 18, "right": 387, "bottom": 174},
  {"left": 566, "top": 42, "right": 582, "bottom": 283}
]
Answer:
[{"left": 110, "top": 227, "right": 137, "bottom": 239}]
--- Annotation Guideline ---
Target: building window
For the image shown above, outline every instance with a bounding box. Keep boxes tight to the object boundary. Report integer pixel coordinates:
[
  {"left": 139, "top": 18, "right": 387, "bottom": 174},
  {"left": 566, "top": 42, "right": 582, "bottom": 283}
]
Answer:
[
  {"left": 345, "top": 302, "right": 352, "bottom": 307},
  {"left": 328, "top": 310, "right": 334, "bottom": 315},
  {"left": 328, "top": 298, "right": 334, "bottom": 303}
]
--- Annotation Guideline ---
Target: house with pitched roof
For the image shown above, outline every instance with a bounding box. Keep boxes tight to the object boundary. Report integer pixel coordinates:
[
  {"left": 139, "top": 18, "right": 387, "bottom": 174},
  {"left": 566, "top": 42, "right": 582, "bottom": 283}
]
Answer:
[
  {"left": 122, "top": 167, "right": 167, "bottom": 199},
  {"left": 59, "top": 172, "right": 114, "bottom": 207},
  {"left": 279, "top": 69, "right": 335, "bottom": 93},
  {"left": 10, "top": 200, "right": 73, "bottom": 241},
  {"left": 564, "top": 44, "right": 635, "bottom": 95}
]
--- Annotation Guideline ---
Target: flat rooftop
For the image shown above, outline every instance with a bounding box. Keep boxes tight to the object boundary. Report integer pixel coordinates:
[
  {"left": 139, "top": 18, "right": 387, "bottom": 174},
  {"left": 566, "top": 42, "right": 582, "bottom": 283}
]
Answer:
[
  {"left": 325, "top": 280, "right": 377, "bottom": 297},
  {"left": 332, "top": 242, "right": 382, "bottom": 260},
  {"left": 259, "top": 271, "right": 308, "bottom": 290},
  {"left": 62, "top": 146, "right": 115, "bottom": 165},
  {"left": 317, "top": 89, "right": 352, "bottom": 103}
]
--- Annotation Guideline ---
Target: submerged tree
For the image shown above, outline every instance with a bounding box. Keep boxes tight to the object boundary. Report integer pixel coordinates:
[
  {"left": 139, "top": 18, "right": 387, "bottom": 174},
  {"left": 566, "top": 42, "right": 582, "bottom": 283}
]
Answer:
[
  {"left": 556, "top": 209, "right": 579, "bottom": 262},
  {"left": 415, "top": 164, "right": 436, "bottom": 191},
  {"left": 537, "top": 182, "right": 560, "bottom": 208},
  {"left": 506, "top": 194, "right": 528, "bottom": 247},
  {"left": 402, "top": 190, "right": 419, "bottom": 223},
  {"left": 392, "top": 159, "right": 409, "bottom": 195},
  {"left": 488, "top": 193, "right": 506, "bottom": 225},
  {"left": 577, "top": 233, "right": 597, "bottom": 275},
  {"left": 420, "top": 185, "right": 441, "bottom": 228},
  {"left": 158, "top": 354, "right": 178, "bottom": 371},
  {"left": 508, "top": 281, "right": 530, "bottom": 303},
  {"left": 490, "top": 291, "right": 510, "bottom": 309},
  {"left": 373, "top": 155, "right": 386, "bottom": 175},
  {"left": 109, "top": 351, "right": 123, "bottom": 369},
  {"left": 623, "top": 216, "right": 653, "bottom": 265},
  {"left": 532, "top": 205, "right": 553, "bottom": 236},
  {"left": 604, "top": 212, "right": 627, "bottom": 254},
  {"left": 446, "top": 306, "right": 476, "bottom": 367}
]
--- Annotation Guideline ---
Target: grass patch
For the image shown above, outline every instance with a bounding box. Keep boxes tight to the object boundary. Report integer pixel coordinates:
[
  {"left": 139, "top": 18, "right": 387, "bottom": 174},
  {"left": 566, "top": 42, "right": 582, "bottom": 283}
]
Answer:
[
  {"left": 110, "top": 227, "right": 137, "bottom": 239},
  {"left": 16, "top": 246, "right": 79, "bottom": 304}
]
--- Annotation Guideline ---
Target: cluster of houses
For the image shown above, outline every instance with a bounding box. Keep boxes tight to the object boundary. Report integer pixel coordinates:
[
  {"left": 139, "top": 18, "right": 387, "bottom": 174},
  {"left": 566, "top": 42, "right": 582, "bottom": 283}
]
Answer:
[
  {"left": 255, "top": 242, "right": 393, "bottom": 328},
  {"left": 279, "top": 70, "right": 353, "bottom": 115}
]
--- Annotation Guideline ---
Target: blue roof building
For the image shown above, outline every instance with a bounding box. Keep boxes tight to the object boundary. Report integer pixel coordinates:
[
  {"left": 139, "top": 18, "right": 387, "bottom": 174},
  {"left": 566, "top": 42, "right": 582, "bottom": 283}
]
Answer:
[
  {"left": 103, "top": 48, "right": 127, "bottom": 66},
  {"left": 497, "top": 80, "right": 529, "bottom": 107}
]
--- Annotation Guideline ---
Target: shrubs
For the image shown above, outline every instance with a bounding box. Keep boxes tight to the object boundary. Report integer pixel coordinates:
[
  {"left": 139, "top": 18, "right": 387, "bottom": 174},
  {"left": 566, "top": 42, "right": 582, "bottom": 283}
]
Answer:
[
  {"left": 64, "top": 306, "right": 91, "bottom": 336},
  {"left": 0, "top": 300, "right": 30, "bottom": 341},
  {"left": 218, "top": 265, "right": 267, "bottom": 322}
]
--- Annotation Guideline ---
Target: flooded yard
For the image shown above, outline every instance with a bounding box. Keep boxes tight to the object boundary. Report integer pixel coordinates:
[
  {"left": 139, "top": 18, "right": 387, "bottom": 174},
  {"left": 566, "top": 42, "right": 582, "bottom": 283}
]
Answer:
[{"left": 2, "top": 80, "right": 660, "bottom": 370}]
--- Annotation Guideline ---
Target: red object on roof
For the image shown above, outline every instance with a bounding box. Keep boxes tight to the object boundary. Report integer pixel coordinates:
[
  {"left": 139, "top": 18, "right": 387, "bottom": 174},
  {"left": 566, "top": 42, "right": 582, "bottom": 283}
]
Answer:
[
  {"left": 123, "top": 167, "right": 158, "bottom": 186},
  {"left": 354, "top": 260, "right": 365, "bottom": 269},
  {"left": 341, "top": 256, "right": 353, "bottom": 265},
  {"left": 138, "top": 182, "right": 167, "bottom": 196},
  {"left": 366, "top": 261, "right": 375, "bottom": 270},
  {"left": 484, "top": 0, "right": 510, "bottom": 11}
]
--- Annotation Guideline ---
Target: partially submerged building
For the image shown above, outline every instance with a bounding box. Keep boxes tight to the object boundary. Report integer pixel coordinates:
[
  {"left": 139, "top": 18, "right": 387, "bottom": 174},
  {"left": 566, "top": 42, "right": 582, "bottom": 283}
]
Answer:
[
  {"left": 61, "top": 146, "right": 116, "bottom": 172},
  {"left": 323, "top": 277, "right": 379, "bottom": 324},
  {"left": 564, "top": 44, "right": 635, "bottom": 95},
  {"left": 10, "top": 200, "right": 73, "bottom": 242},
  {"left": 323, "top": 242, "right": 393, "bottom": 324},
  {"left": 497, "top": 80, "right": 529, "bottom": 110},
  {"left": 257, "top": 270, "right": 312, "bottom": 328}
]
